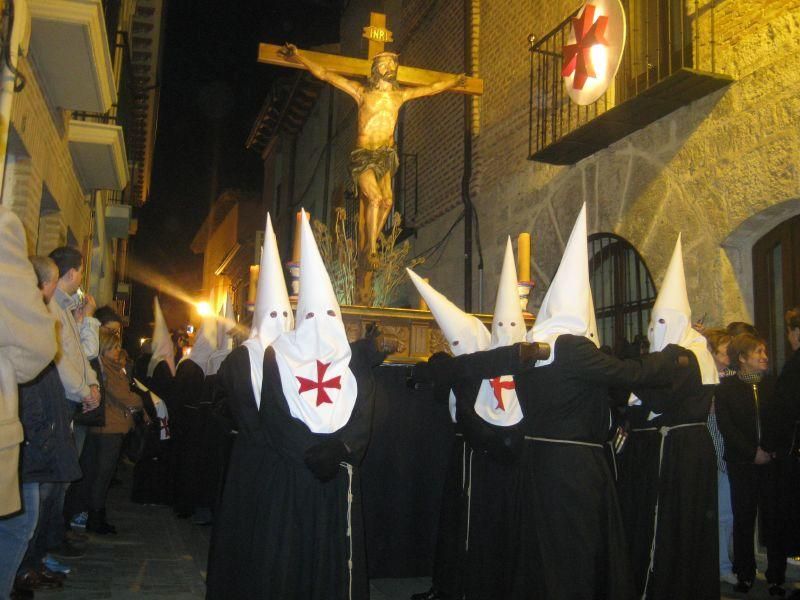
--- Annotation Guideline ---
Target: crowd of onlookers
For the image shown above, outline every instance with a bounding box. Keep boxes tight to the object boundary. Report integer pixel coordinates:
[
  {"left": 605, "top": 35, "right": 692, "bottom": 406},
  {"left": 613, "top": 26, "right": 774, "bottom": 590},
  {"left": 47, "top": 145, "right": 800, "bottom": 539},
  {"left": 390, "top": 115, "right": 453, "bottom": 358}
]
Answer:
[
  {"left": 699, "top": 313, "right": 800, "bottom": 596},
  {"left": 0, "top": 208, "right": 219, "bottom": 600}
]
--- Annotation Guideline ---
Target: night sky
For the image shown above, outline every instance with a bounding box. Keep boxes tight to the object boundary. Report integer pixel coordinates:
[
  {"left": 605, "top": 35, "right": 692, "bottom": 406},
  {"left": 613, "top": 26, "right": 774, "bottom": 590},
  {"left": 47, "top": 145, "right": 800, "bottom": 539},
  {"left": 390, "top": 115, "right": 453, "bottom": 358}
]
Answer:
[{"left": 128, "top": 0, "right": 342, "bottom": 346}]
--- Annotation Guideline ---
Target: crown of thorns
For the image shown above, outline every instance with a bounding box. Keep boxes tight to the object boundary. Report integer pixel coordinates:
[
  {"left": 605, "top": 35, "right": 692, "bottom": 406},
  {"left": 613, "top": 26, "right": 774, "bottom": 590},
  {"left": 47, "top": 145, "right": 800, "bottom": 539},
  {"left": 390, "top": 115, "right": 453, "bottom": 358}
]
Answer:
[{"left": 372, "top": 52, "right": 399, "bottom": 62}]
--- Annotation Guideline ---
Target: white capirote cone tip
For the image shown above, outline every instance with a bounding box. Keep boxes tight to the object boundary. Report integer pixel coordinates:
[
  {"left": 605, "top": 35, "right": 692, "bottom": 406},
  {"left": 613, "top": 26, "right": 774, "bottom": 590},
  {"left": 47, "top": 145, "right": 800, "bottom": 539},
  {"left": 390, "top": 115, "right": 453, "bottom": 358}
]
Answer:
[
  {"left": 652, "top": 233, "right": 690, "bottom": 318},
  {"left": 148, "top": 296, "right": 175, "bottom": 376},
  {"left": 297, "top": 208, "right": 340, "bottom": 317},
  {"left": 252, "top": 212, "right": 293, "bottom": 344},
  {"left": 529, "top": 202, "right": 599, "bottom": 348},
  {"left": 491, "top": 237, "right": 526, "bottom": 347}
]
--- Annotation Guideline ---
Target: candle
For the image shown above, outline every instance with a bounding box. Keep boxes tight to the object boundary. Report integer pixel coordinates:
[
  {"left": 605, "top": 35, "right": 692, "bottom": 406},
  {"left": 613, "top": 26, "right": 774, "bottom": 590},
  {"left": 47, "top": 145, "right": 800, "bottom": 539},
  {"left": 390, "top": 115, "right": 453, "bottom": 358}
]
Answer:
[
  {"left": 248, "top": 265, "right": 259, "bottom": 307},
  {"left": 419, "top": 278, "right": 430, "bottom": 311},
  {"left": 517, "top": 233, "right": 531, "bottom": 282},
  {"left": 291, "top": 211, "right": 310, "bottom": 263}
]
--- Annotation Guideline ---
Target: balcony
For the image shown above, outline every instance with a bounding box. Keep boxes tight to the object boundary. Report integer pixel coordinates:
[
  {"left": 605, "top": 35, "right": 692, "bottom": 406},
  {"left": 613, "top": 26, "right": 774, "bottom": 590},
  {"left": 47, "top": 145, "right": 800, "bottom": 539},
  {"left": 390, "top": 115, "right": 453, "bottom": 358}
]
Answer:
[
  {"left": 67, "top": 118, "right": 128, "bottom": 191},
  {"left": 529, "top": 0, "right": 734, "bottom": 165},
  {"left": 28, "top": 0, "right": 116, "bottom": 113}
]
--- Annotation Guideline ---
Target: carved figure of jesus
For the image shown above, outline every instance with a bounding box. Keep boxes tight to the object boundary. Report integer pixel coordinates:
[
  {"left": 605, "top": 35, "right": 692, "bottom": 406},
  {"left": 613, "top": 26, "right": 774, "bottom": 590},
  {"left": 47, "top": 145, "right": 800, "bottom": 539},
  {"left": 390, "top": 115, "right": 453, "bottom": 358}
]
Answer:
[{"left": 281, "top": 44, "right": 466, "bottom": 265}]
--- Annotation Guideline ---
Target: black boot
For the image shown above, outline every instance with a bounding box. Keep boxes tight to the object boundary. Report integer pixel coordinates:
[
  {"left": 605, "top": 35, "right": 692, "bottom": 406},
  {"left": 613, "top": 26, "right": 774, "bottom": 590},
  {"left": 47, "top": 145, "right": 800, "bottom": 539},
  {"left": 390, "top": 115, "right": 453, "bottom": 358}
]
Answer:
[{"left": 86, "top": 509, "right": 117, "bottom": 535}]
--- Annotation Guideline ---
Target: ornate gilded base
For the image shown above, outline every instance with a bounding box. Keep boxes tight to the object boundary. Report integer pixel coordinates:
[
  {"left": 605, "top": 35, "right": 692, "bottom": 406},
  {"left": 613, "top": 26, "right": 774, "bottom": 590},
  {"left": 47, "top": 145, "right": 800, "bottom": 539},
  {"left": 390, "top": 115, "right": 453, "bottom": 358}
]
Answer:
[{"left": 340, "top": 305, "right": 536, "bottom": 365}]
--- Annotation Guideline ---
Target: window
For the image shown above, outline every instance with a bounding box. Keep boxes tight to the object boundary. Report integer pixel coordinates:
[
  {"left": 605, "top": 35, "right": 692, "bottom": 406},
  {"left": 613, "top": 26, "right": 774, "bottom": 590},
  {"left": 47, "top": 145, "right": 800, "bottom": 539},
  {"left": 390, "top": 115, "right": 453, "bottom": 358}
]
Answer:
[{"left": 588, "top": 233, "right": 656, "bottom": 355}]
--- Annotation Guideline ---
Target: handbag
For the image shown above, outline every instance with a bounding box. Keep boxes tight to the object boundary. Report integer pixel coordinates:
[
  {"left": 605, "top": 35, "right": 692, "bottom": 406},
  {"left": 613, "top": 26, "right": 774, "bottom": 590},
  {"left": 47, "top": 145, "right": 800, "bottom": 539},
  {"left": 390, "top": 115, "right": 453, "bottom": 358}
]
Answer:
[{"left": 123, "top": 398, "right": 162, "bottom": 463}]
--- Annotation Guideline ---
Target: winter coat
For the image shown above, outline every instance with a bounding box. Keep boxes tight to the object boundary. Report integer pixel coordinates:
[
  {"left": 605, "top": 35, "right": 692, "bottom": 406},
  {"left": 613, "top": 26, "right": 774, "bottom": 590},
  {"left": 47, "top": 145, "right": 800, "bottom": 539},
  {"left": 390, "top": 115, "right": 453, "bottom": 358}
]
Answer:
[
  {"left": 0, "top": 208, "right": 58, "bottom": 515},
  {"left": 91, "top": 355, "right": 142, "bottom": 435},
  {"left": 19, "top": 362, "right": 82, "bottom": 483}
]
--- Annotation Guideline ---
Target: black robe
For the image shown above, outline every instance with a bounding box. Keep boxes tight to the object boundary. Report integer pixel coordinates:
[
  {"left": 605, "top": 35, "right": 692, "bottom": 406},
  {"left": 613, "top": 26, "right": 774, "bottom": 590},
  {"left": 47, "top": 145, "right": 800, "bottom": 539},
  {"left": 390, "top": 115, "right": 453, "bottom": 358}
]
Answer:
[
  {"left": 438, "top": 336, "right": 680, "bottom": 600},
  {"left": 131, "top": 359, "right": 174, "bottom": 505},
  {"left": 172, "top": 359, "right": 206, "bottom": 515},
  {"left": 206, "top": 340, "right": 381, "bottom": 600},
  {"left": 424, "top": 363, "right": 524, "bottom": 600},
  {"left": 618, "top": 351, "right": 718, "bottom": 599}
]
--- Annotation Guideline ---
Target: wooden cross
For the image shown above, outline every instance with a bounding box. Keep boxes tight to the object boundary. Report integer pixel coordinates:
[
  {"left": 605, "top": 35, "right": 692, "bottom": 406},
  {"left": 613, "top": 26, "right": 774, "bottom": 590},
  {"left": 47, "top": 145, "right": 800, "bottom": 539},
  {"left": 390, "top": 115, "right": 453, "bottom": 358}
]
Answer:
[{"left": 258, "top": 12, "right": 483, "bottom": 96}]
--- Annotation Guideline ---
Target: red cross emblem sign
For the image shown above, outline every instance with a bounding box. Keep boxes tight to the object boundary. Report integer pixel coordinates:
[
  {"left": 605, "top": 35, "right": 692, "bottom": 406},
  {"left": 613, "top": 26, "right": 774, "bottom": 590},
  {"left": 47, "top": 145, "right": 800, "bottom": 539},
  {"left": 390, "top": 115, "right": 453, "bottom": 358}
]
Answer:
[
  {"left": 489, "top": 377, "right": 516, "bottom": 411},
  {"left": 561, "top": 0, "right": 626, "bottom": 106},
  {"left": 297, "top": 360, "right": 342, "bottom": 406}
]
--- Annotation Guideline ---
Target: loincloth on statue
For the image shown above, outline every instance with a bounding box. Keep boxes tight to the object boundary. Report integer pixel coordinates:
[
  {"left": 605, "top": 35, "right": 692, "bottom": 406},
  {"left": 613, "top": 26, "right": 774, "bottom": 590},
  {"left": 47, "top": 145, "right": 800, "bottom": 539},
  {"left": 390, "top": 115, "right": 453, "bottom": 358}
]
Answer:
[{"left": 349, "top": 146, "right": 399, "bottom": 196}]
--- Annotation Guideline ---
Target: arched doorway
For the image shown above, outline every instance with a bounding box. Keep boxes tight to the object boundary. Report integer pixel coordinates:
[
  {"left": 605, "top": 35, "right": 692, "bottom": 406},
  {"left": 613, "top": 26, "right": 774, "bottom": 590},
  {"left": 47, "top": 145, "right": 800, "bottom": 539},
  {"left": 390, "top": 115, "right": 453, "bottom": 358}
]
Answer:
[{"left": 753, "top": 214, "right": 800, "bottom": 374}]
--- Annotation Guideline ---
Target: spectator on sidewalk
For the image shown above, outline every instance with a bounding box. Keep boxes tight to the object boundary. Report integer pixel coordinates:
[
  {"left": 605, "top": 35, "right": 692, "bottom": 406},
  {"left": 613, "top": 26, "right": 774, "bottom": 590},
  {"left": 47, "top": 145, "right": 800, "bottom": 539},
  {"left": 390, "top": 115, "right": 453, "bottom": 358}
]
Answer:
[
  {"left": 47, "top": 246, "right": 101, "bottom": 457},
  {"left": 0, "top": 209, "right": 58, "bottom": 599},
  {"left": 71, "top": 330, "right": 142, "bottom": 534},
  {"left": 704, "top": 328, "right": 736, "bottom": 585},
  {"left": 14, "top": 257, "right": 83, "bottom": 594}
]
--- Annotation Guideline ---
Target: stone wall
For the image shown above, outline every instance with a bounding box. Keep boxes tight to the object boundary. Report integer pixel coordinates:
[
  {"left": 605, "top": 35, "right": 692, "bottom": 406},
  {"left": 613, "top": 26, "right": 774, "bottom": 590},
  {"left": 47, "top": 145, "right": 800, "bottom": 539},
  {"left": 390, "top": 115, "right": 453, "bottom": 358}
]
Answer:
[{"left": 404, "top": 0, "right": 800, "bottom": 332}]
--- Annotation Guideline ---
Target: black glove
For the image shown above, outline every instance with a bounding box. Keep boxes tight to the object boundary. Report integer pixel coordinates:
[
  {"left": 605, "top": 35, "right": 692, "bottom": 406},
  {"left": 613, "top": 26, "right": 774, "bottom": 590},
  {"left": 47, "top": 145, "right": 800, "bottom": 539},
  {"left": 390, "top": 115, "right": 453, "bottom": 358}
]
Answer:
[
  {"left": 409, "top": 352, "right": 452, "bottom": 389},
  {"left": 304, "top": 439, "right": 349, "bottom": 482}
]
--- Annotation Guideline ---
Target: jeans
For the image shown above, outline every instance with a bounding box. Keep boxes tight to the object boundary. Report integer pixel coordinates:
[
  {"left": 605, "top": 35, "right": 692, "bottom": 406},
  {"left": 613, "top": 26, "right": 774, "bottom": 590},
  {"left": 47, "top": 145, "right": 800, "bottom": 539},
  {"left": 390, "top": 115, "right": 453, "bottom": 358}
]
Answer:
[
  {"left": 68, "top": 433, "right": 124, "bottom": 513},
  {"left": 0, "top": 482, "right": 39, "bottom": 599},
  {"left": 20, "top": 482, "right": 67, "bottom": 571},
  {"left": 718, "top": 469, "right": 734, "bottom": 575}
]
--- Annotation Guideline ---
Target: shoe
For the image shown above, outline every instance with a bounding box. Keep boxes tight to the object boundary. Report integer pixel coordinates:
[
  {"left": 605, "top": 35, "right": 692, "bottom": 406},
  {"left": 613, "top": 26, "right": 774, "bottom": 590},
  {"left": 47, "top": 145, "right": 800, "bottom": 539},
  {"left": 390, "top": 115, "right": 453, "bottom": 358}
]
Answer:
[
  {"left": 38, "top": 565, "right": 66, "bottom": 583},
  {"left": 86, "top": 509, "right": 117, "bottom": 535},
  {"left": 49, "top": 539, "right": 85, "bottom": 558},
  {"left": 411, "top": 588, "right": 449, "bottom": 600},
  {"left": 734, "top": 580, "right": 753, "bottom": 593},
  {"left": 43, "top": 554, "right": 72, "bottom": 574},
  {"left": 15, "top": 568, "right": 62, "bottom": 590},
  {"left": 721, "top": 572, "right": 738, "bottom": 585},
  {"left": 769, "top": 584, "right": 787, "bottom": 597},
  {"left": 70, "top": 511, "right": 88, "bottom": 529}
]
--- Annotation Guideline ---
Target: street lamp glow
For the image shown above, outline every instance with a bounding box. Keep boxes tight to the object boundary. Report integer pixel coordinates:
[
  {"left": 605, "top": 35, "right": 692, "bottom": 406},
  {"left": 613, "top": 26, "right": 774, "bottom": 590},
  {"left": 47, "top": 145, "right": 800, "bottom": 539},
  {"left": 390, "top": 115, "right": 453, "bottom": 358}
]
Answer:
[{"left": 196, "top": 301, "right": 212, "bottom": 317}]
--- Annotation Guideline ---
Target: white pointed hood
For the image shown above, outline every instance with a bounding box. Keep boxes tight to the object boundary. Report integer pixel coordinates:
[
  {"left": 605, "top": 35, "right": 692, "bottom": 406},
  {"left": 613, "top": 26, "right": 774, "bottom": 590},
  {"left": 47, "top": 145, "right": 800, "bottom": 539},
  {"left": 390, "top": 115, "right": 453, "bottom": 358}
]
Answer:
[
  {"left": 407, "top": 269, "right": 490, "bottom": 356},
  {"left": 242, "top": 213, "right": 294, "bottom": 405},
  {"left": 526, "top": 203, "right": 598, "bottom": 365},
  {"left": 473, "top": 238, "right": 525, "bottom": 426},
  {"left": 407, "top": 268, "right": 491, "bottom": 422},
  {"left": 147, "top": 297, "right": 176, "bottom": 377},
  {"left": 206, "top": 294, "right": 235, "bottom": 376},
  {"left": 272, "top": 208, "right": 357, "bottom": 433},
  {"left": 183, "top": 314, "right": 217, "bottom": 375},
  {"left": 648, "top": 235, "right": 718, "bottom": 385}
]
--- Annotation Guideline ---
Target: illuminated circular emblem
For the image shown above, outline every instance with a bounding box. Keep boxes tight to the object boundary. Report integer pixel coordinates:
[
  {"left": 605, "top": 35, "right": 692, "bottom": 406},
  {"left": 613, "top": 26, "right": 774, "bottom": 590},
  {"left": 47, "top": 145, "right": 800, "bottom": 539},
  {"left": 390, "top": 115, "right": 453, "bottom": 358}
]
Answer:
[{"left": 562, "top": 0, "right": 626, "bottom": 106}]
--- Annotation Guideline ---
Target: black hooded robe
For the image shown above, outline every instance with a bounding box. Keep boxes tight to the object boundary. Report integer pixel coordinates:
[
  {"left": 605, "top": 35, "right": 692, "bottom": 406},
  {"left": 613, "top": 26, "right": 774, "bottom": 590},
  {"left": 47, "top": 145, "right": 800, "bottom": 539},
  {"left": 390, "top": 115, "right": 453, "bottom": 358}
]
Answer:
[
  {"left": 618, "top": 351, "right": 719, "bottom": 599},
  {"left": 206, "top": 339, "right": 382, "bottom": 600},
  {"left": 422, "top": 361, "right": 524, "bottom": 600},
  {"left": 433, "top": 337, "right": 681, "bottom": 600},
  {"left": 172, "top": 358, "right": 206, "bottom": 515}
]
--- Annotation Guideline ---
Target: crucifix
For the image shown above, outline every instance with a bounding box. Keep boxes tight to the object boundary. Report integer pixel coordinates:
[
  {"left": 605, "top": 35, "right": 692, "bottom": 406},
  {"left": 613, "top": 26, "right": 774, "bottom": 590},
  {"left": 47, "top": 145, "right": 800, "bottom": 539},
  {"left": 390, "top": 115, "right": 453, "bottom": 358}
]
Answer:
[{"left": 258, "top": 12, "right": 483, "bottom": 278}]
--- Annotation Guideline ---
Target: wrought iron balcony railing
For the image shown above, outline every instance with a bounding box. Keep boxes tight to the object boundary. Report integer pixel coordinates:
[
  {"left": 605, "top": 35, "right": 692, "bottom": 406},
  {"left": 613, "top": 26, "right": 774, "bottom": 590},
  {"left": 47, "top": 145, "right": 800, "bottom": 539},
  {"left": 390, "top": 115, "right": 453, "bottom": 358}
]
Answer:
[{"left": 529, "top": 0, "right": 732, "bottom": 164}]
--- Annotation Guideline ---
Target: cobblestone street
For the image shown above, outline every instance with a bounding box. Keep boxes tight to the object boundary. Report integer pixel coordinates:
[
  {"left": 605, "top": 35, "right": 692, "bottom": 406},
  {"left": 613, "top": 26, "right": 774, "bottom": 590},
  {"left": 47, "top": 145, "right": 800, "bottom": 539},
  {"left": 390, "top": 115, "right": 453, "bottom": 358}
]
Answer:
[{"left": 32, "top": 462, "right": 800, "bottom": 599}]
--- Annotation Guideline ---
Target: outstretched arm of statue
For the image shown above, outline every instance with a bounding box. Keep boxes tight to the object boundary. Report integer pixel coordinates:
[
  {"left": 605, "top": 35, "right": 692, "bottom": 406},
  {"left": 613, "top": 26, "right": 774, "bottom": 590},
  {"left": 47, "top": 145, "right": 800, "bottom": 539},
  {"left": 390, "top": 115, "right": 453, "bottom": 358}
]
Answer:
[
  {"left": 402, "top": 72, "right": 466, "bottom": 102},
  {"left": 280, "top": 43, "right": 363, "bottom": 102}
]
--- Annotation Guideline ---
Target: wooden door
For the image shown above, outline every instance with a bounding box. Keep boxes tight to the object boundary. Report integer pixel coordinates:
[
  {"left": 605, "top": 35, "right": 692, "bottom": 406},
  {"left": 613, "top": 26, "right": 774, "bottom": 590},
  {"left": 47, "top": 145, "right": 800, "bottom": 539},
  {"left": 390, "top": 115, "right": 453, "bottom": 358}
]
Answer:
[{"left": 753, "top": 214, "right": 800, "bottom": 374}]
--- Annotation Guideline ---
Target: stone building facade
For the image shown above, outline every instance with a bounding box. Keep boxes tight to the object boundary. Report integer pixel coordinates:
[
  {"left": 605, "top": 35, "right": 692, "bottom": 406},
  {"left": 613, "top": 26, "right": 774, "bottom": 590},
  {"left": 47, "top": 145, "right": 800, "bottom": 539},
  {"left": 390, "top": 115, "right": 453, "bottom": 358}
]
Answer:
[{"left": 256, "top": 0, "right": 800, "bottom": 367}]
